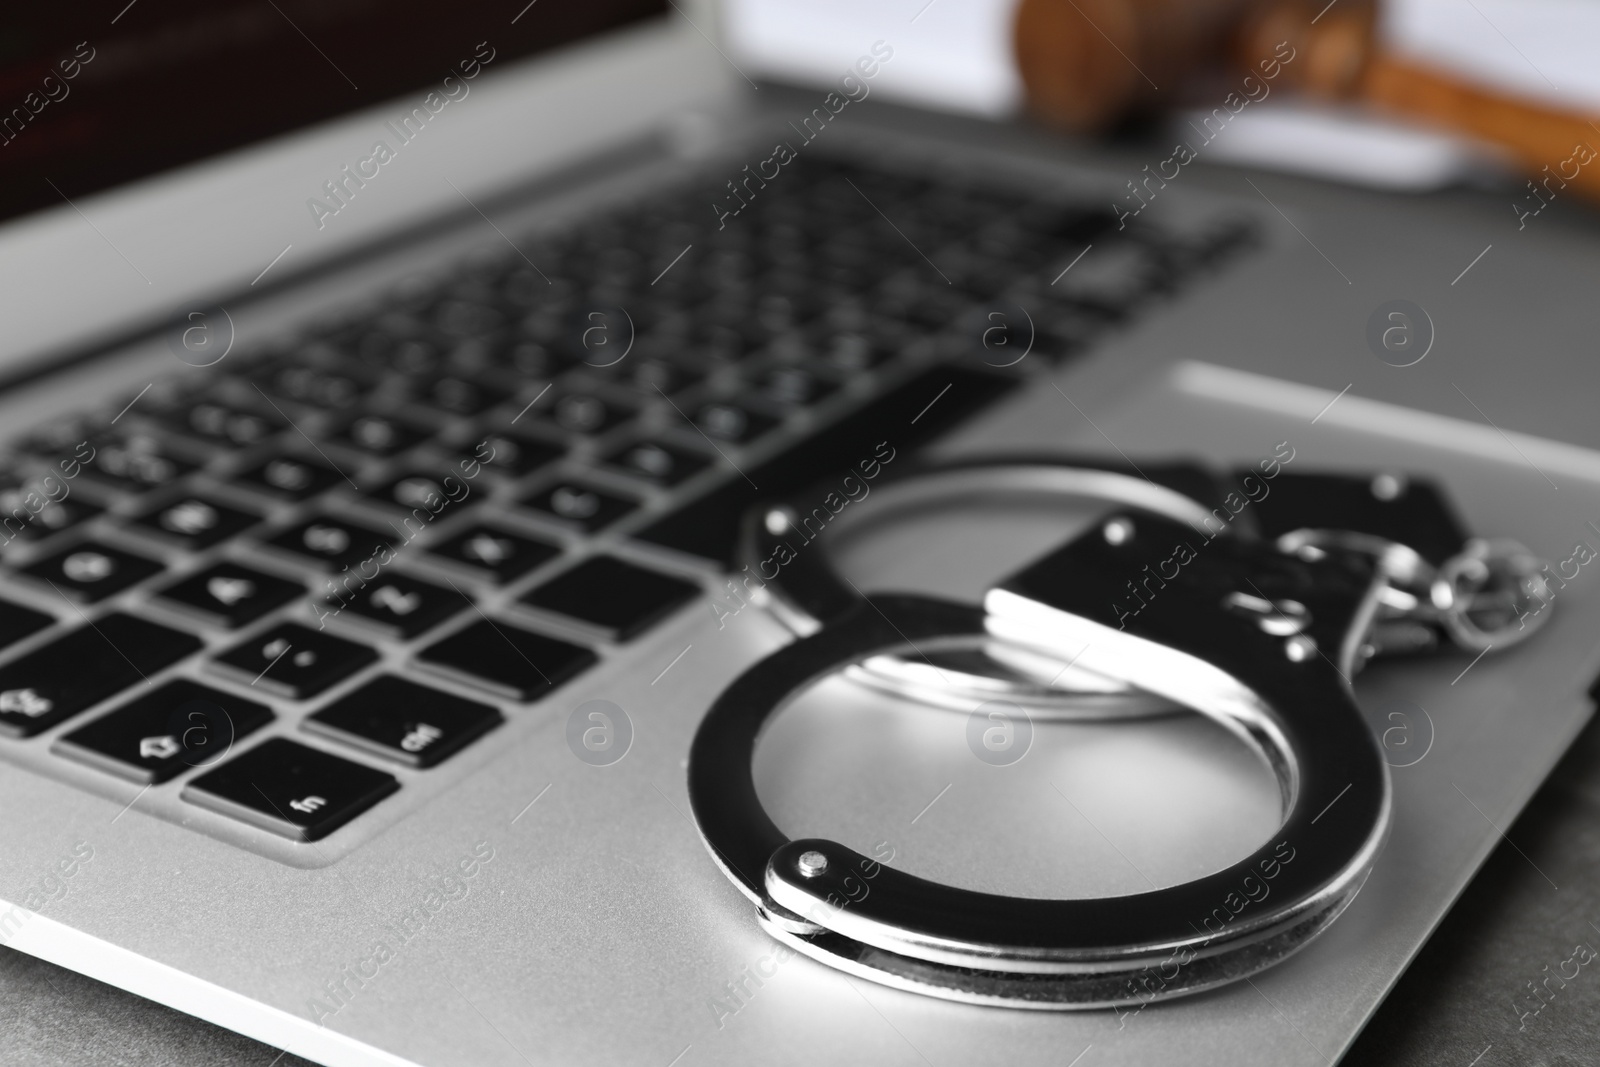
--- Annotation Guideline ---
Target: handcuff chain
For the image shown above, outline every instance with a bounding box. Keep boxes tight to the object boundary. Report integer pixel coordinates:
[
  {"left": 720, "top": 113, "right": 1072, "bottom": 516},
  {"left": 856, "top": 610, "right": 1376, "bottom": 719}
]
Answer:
[{"left": 1277, "top": 529, "right": 1553, "bottom": 659}]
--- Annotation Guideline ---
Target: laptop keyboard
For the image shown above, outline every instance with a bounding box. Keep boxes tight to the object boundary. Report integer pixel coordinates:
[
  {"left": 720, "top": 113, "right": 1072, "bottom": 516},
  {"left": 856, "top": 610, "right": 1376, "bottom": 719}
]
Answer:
[{"left": 0, "top": 150, "right": 1254, "bottom": 851}]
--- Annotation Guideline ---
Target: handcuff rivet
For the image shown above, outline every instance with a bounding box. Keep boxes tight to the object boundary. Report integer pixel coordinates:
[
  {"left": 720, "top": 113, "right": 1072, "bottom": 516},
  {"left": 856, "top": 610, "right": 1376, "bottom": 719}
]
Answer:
[
  {"left": 765, "top": 508, "right": 793, "bottom": 536},
  {"left": 1371, "top": 473, "right": 1406, "bottom": 501},
  {"left": 1284, "top": 634, "right": 1317, "bottom": 663},
  {"left": 797, "top": 850, "right": 829, "bottom": 877},
  {"left": 1102, "top": 518, "right": 1135, "bottom": 546}
]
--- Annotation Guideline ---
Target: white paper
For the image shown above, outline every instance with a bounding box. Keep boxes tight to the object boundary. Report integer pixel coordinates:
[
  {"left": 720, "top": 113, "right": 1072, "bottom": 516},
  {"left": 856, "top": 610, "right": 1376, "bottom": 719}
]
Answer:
[
  {"left": 721, "top": 0, "right": 1025, "bottom": 115},
  {"left": 1382, "top": 0, "right": 1600, "bottom": 114}
]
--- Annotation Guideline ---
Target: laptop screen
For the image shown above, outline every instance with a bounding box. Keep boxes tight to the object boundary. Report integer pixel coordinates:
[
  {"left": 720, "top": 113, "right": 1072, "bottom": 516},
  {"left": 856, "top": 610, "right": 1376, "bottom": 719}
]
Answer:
[{"left": 0, "top": 0, "right": 666, "bottom": 225}]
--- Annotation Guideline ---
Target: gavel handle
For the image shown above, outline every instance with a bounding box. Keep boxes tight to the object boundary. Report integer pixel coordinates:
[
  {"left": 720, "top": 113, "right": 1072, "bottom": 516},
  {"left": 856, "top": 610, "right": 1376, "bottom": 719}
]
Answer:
[
  {"left": 1362, "top": 55, "right": 1600, "bottom": 201},
  {"left": 1238, "top": 0, "right": 1600, "bottom": 201}
]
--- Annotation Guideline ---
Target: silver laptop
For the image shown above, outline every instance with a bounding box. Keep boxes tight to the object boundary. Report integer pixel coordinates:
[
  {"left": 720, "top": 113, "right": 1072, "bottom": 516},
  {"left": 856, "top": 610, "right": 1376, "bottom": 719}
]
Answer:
[{"left": 1, "top": 3, "right": 1594, "bottom": 1065}]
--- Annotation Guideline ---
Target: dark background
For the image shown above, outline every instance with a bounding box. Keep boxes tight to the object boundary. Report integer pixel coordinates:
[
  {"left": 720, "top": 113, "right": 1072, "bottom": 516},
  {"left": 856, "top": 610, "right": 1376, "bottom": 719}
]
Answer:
[{"left": 0, "top": 0, "right": 666, "bottom": 223}]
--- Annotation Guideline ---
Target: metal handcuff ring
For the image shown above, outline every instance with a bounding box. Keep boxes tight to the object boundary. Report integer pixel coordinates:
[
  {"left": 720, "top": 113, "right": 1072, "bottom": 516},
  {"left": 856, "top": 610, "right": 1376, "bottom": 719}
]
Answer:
[
  {"left": 691, "top": 508, "right": 1395, "bottom": 1008},
  {"left": 739, "top": 458, "right": 1555, "bottom": 716},
  {"left": 739, "top": 457, "right": 1224, "bottom": 720},
  {"left": 693, "top": 462, "right": 1554, "bottom": 1007}
]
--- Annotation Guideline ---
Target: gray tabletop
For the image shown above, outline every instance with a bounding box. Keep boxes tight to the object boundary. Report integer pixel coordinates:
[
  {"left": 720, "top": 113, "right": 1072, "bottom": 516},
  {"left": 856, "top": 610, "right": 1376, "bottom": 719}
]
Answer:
[{"left": 1343, "top": 703, "right": 1600, "bottom": 1067}]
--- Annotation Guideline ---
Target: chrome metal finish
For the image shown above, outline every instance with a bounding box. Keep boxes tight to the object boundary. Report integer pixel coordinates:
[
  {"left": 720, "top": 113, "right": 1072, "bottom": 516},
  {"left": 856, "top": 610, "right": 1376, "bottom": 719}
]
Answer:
[
  {"left": 740, "top": 459, "right": 1221, "bottom": 721},
  {"left": 1432, "top": 538, "right": 1553, "bottom": 651},
  {"left": 1278, "top": 529, "right": 1553, "bottom": 658},
  {"left": 796, "top": 850, "right": 829, "bottom": 878},
  {"left": 690, "top": 511, "right": 1397, "bottom": 1008}
]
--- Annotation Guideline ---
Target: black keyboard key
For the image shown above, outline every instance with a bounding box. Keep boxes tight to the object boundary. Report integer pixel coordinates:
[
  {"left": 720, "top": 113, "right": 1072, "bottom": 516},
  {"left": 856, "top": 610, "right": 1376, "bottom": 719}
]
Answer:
[
  {"left": 526, "top": 386, "right": 637, "bottom": 437},
  {"left": 20, "top": 542, "right": 166, "bottom": 602},
  {"left": 748, "top": 367, "right": 841, "bottom": 411},
  {"left": 430, "top": 301, "right": 506, "bottom": 342},
  {"left": 130, "top": 496, "right": 261, "bottom": 550},
  {"left": 17, "top": 422, "right": 100, "bottom": 462},
  {"left": 55, "top": 680, "right": 273, "bottom": 784},
  {"left": 427, "top": 524, "right": 560, "bottom": 584},
  {"left": 519, "top": 556, "right": 698, "bottom": 641},
  {"left": 154, "top": 563, "right": 304, "bottom": 629},
  {"left": 82, "top": 434, "right": 199, "bottom": 494},
  {"left": 0, "top": 480, "right": 102, "bottom": 545},
  {"left": 265, "top": 518, "right": 393, "bottom": 571},
  {"left": 360, "top": 469, "right": 473, "bottom": 515},
  {"left": 637, "top": 365, "right": 1016, "bottom": 564},
  {"left": 416, "top": 619, "right": 595, "bottom": 701},
  {"left": 232, "top": 455, "right": 347, "bottom": 501},
  {"left": 417, "top": 376, "right": 510, "bottom": 417},
  {"left": 212, "top": 622, "right": 377, "bottom": 699},
  {"left": 251, "top": 361, "right": 370, "bottom": 412},
  {"left": 1, "top": 499, "right": 103, "bottom": 545},
  {"left": 162, "top": 401, "right": 285, "bottom": 448},
  {"left": 492, "top": 337, "right": 567, "bottom": 376},
  {"left": 817, "top": 331, "right": 891, "bottom": 372},
  {"left": 305, "top": 676, "right": 501, "bottom": 767},
  {"left": 1052, "top": 242, "right": 1162, "bottom": 313},
  {"left": 519, "top": 480, "right": 636, "bottom": 533},
  {"left": 471, "top": 432, "right": 565, "bottom": 476},
  {"left": 601, "top": 440, "right": 711, "bottom": 487},
  {"left": 0, "top": 614, "right": 202, "bottom": 737},
  {"left": 323, "top": 572, "right": 461, "bottom": 639},
  {"left": 327, "top": 414, "right": 432, "bottom": 457},
  {"left": 691, "top": 400, "right": 779, "bottom": 444},
  {"left": 690, "top": 315, "right": 759, "bottom": 363},
  {"left": 0, "top": 597, "right": 52, "bottom": 650},
  {"left": 181, "top": 738, "right": 398, "bottom": 841},
  {"left": 583, "top": 355, "right": 702, "bottom": 398},
  {"left": 348, "top": 327, "right": 440, "bottom": 373}
]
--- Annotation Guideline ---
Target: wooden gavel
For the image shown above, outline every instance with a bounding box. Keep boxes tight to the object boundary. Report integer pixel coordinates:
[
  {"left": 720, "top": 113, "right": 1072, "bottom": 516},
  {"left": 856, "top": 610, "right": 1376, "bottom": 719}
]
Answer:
[{"left": 1014, "top": 0, "right": 1600, "bottom": 201}]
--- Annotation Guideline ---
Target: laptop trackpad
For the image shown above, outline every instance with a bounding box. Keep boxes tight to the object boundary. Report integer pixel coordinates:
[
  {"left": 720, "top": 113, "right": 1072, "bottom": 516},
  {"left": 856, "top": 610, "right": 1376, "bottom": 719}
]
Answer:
[{"left": 824, "top": 493, "right": 1110, "bottom": 606}]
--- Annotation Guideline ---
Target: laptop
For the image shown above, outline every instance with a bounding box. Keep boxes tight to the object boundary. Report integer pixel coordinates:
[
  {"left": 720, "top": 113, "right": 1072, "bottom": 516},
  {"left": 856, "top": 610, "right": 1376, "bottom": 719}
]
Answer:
[{"left": 1, "top": 2, "right": 1595, "bottom": 1065}]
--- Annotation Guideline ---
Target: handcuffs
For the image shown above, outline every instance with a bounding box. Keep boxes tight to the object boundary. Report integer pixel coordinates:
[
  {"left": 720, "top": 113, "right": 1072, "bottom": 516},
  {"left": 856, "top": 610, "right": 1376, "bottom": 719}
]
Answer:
[{"left": 687, "top": 457, "right": 1553, "bottom": 1008}]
